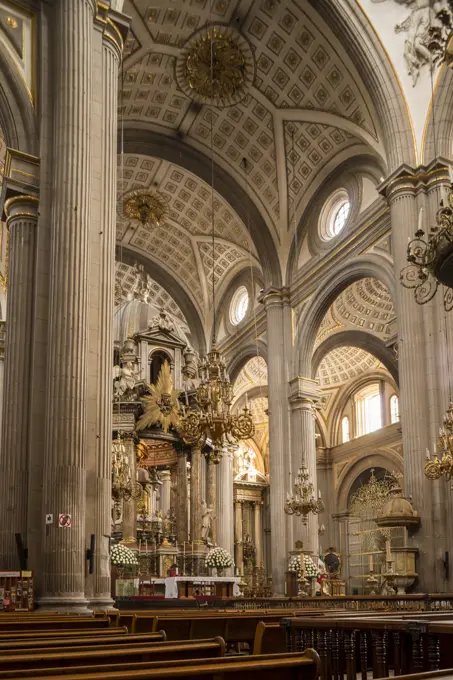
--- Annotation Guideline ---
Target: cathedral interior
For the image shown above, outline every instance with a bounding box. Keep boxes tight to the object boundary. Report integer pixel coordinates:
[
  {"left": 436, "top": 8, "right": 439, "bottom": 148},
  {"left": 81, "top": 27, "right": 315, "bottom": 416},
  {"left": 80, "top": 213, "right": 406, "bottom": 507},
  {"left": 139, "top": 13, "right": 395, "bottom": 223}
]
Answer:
[{"left": 1, "top": 0, "right": 453, "bottom": 619}]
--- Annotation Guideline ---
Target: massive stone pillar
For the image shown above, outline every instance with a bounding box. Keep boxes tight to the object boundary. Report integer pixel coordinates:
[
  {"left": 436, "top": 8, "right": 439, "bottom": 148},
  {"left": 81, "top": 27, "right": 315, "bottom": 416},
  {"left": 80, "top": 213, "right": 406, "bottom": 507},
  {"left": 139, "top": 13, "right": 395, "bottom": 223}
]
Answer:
[
  {"left": 216, "top": 448, "right": 234, "bottom": 563},
  {"left": 262, "top": 288, "right": 290, "bottom": 593},
  {"left": 289, "top": 377, "right": 320, "bottom": 555},
  {"left": 234, "top": 500, "right": 243, "bottom": 575},
  {"left": 0, "top": 195, "right": 38, "bottom": 568},
  {"left": 176, "top": 451, "right": 188, "bottom": 544},
  {"left": 190, "top": 447, "right": 202, "bottom": 543},
  {"left": 87, "top": 4, "right": 123, "bottom": 609},
  {"left": 206, "top": 455, "right": 217, "bottom": 543},
  {"left": 39, "top": 0, "right": 95, "bottom": 611},
  {"left": 381, "top": 169, "right": 434, "bottom": 590},
  {"left": 253, "top": 501, "right": 263, "bottom": 567}
]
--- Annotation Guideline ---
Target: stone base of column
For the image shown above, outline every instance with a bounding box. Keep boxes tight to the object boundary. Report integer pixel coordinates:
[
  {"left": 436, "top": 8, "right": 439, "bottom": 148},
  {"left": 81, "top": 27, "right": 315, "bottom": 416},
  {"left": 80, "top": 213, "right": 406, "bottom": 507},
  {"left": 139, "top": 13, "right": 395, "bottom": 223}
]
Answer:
[
  {"left": 89, "top": 596, "right": 115, "bottom": 611},
  {"left": 37, "top": 596, "right": 91, "bottom": 614}
]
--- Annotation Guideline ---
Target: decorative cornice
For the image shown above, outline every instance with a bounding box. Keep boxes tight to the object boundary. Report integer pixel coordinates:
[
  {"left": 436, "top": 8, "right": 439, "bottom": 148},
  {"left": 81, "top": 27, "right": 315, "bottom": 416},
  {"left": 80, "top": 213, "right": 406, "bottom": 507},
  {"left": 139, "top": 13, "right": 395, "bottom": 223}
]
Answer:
[
  {"left": 289, "top": 376, "right": 320, "bottom": 404},
  {"left": 94, "top": 1, "right": 130, "bottom": 58},
  {"left": 378, "top": 158, "right": 452, "bottom": 202}
]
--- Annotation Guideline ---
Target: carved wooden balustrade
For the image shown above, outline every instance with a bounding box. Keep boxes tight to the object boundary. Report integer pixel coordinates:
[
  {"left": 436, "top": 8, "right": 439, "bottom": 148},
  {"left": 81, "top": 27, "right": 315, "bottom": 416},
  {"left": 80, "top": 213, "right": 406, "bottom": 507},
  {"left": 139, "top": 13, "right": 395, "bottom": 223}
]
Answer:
[{"left": 233, "top": 595, "right": 453, "bottom": 611}]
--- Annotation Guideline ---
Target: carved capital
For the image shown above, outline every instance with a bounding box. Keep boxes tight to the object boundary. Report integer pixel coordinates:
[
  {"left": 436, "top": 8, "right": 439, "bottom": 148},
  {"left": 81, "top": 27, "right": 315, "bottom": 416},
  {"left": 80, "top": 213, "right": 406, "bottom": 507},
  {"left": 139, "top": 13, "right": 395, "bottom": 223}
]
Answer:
[
  {"left": 95, "top": 1, "right": 130, "bottom": 59},
  {"left": 289, "top": 376, "right": 320, "bottom": 406},
  {"left": 4, "top": 195, "right": 39, "bottom": 227}
]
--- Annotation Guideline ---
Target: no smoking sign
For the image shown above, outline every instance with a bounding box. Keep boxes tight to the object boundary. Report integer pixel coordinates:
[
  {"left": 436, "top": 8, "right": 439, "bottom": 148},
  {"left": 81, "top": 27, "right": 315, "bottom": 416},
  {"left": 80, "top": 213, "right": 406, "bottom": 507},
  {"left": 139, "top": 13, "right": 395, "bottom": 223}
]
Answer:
[{"left": 58, "top": 513, "right": 72, "bottom": 528}]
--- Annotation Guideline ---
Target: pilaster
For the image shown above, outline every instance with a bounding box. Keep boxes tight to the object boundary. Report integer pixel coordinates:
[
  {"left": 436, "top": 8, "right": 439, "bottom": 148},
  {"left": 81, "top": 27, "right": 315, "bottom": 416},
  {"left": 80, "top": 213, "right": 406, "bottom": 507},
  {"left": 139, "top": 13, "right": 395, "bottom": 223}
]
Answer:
[
  {"left": 190, "top": 447, "right": 202, "bottom": 543},
  {"left": 206, "top": 454, "right": 217, "bottom": 544},
  {"left": 234, "top": 500, "right": 243, "bottom": 575},
  {"left": 216, "top": 447, "right": 234, "bottom": 569},
  {"left": 176, "top": 451, "right": 188, "bottom": 544}
]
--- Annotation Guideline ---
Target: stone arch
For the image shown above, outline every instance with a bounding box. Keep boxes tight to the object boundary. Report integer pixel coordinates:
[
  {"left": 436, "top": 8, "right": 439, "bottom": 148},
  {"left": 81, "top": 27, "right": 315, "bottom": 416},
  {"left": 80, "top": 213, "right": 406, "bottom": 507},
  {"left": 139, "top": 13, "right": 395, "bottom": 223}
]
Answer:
[
  {"left": 312, "top": 330, "right": 399, "bottom": 385},
  {"left": 122, "top": 127, "right": 282, "bottom": 289},
  {"left": 227, "top": 342, "right": 268, "bottom": 385},
  {"left": 294, "top": 255, "right": 396, "bottom": 377},
  {"left": 0, "top": 47, "right": 37, "bottom": 154},
  {"left": 422, "top": 65, "right": 453, "bottom": 163},
  {"left": 312, "top": 0, "right": 416, "bottom": 171},
  {"left": 336, "top": 450, "right": 403, "bottom": 513},
  {"left": 116, "top": 245, "right": 207, "bottom": 355}
]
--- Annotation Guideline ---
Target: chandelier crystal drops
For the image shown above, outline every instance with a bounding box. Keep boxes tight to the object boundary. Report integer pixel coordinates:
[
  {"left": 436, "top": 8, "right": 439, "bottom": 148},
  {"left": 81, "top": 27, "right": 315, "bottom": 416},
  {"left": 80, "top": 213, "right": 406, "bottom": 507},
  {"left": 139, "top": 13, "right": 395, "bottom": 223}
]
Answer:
[
  {"left": 111, "top": 432, "right": 141, "bottom": 518},
  {"left": 284, "top": 464, "right": 324, "bottom": 525},
  {"left": 424, "top": 402, "right": 453, "bottom": 488},
  {"left": 400, "top": 184, "right": 453, "bottom": 311},
  {"left": 178, "top": 343, "right": 255, "bottom": 462}
]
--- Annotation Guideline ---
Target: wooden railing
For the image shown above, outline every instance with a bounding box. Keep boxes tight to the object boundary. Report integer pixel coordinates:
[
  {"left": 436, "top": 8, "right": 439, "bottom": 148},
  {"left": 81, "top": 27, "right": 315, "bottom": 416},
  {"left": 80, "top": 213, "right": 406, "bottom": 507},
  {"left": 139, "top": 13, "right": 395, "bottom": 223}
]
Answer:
[{"left": 233, "top": 595, "right": 453, "bottom": 611}]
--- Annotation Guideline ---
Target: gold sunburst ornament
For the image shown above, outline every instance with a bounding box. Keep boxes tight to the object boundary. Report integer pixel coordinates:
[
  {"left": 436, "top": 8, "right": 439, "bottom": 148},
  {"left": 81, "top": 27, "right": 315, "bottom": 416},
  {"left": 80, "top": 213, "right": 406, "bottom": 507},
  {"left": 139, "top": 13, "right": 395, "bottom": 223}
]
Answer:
[{"left": 137, "top": 360, "right": 180, "bottom": 433}]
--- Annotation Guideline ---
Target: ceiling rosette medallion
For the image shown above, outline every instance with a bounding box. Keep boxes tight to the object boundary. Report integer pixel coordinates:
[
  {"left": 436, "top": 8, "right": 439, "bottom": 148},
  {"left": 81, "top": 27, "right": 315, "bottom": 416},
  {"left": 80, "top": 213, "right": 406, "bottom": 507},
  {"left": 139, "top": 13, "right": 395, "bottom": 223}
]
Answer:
[{"left": 175, "top": 24, "right": 255, "bottom": 108}]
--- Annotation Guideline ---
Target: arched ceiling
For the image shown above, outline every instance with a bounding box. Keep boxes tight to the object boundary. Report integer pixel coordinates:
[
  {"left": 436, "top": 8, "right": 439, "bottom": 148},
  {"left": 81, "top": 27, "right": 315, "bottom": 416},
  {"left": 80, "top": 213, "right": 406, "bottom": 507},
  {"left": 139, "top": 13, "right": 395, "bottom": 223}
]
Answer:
[
  {"left": 315, "top": 277, "right": 395, "bottom": 349},
  {"left": 233, "top": 356, "right": 268, "bottom": 401},
  {"left": 115, "top": 261, "right": 188, "bottom": 324},
  {"left": 119, "top": 0, "right": 385, "bottom": 301},
  {"left": 316, "top": 345, "right": 384, "bottom": 390}
]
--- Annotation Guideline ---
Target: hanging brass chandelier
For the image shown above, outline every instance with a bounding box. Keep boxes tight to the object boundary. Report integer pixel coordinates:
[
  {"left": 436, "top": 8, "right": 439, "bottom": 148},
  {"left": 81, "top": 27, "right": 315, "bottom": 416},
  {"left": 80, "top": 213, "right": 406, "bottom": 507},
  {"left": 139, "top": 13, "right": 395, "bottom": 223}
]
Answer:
[
  {"left": 424, "top": 402, "right": 453, "bottom": 487},
  {"left": 284, "top": 465, "right": 325, "bottom": 525},
  {"left": 122, "top": 189, "right": 167, "bottom": 229},
  {"left": 400, "top": 191, "right": 453, "bottom": 310},
  {"left": 111, "top": 432, "right": 142, "bottom": 519},
  {"left": 178, "top": 343, "right": 254, "bottom": 460}
]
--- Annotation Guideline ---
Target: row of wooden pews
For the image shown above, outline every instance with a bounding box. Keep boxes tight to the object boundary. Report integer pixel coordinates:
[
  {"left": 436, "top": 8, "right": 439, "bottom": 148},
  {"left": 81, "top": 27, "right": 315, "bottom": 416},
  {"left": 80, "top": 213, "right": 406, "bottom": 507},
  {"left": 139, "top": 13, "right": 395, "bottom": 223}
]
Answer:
[{"left": 0, "top": 611, "right": 320, "bottom": 679}]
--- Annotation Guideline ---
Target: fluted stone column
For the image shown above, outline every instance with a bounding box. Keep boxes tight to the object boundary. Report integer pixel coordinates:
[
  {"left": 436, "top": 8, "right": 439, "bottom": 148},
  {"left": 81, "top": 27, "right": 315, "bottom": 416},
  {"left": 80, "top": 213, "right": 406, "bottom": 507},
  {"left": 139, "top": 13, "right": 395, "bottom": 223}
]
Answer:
[
  {"left": 190, "top": 447, "right": 202, "bottom": 543},
  {"left": 206, "top": 455, "right": 217, "bottom": 543},
  {"left": 234, "top": 500, "right": 243, "bottom": 575},
  {"left": 39, "top": 0, "right": 95, "bottom": 611},
  {"left": 160, "top": 469, "right": 171, "bottom": 516},
  {"left": 88, "top": 5, "right": 123, "bottom": 609},
  {"left": 216, "top": 448, "right": 234, "bottom": 564},
  {"left": 0, "top": 195, "right": 38, "bottom": 568},
  {"left": 381, "top": 170, "right": 434, "bottom": 590},
  {"left": 262, "top": 288, "right": 290, "bottom": 593},
  {"left": 121, "top": 436, "right": 136, "bottom": 542},
  {"left": 176, "top": 452, "right": 188, "bottom": 544},
  {"left": 254, "top": 501, "right": 263, "bottom": 567},
  {"left": 289, "top": 377, "right": 320, "bottom": 555}
]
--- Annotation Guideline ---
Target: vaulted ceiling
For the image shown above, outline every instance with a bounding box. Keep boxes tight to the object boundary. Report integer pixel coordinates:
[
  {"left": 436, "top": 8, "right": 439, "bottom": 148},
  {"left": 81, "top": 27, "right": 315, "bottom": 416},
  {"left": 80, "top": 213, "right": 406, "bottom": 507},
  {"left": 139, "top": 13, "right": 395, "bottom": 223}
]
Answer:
[{"left": 117, "top": 0, "right": 386, "bottom": 324}]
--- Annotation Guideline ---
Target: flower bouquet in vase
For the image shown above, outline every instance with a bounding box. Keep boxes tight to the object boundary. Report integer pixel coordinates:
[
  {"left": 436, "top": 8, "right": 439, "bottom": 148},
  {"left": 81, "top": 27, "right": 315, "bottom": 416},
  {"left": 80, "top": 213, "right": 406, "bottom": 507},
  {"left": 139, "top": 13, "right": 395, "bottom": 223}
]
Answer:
[{"left": 206, "top": 547, "right": 234, "bottom": 577}]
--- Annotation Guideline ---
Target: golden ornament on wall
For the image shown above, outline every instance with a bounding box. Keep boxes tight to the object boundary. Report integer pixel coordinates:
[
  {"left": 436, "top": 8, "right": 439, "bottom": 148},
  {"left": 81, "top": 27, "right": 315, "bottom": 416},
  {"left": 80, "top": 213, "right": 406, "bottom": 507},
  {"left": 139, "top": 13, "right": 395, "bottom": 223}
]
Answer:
[{"left": 137, "top": 360, "right": 181, "bottom": 434}]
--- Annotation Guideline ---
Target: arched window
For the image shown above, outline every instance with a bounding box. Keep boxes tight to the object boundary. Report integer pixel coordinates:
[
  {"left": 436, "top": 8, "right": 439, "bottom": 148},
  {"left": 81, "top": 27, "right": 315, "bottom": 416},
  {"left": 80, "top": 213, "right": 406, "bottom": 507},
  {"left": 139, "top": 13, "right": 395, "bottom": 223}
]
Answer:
[
  {"left": 149, "top": 350, "right": 171, "bottom": 385},
  {"left": 390, "top": 394, "right": 400, "bottom": 424},
  {"left": 355, "top": 383, "right": 382, "bottom": 436},
  {"left": 341, "top": 416, "right": 350, "bottom": 443}
]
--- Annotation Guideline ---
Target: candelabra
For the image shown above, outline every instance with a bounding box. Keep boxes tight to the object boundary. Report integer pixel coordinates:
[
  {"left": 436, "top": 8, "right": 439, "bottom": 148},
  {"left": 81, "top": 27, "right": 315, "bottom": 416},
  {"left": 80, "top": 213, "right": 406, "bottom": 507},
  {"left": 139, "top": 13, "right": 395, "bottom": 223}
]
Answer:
[
  {"left": 284, "top": 465, "right": 324, "bottom": 525},
  {"left": 400, "top": 188, "right": 453, "bottom": 310},
  {"left": 424, "top": 402, "right": 453, "bottom": 487}
]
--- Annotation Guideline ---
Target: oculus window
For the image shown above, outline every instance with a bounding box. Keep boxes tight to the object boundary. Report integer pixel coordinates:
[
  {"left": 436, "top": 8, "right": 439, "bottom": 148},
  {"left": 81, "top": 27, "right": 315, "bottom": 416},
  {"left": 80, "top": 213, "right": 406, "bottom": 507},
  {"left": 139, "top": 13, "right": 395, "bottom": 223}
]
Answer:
[
  {"left": 230, "top": 286, "right": 249, "bottom": 326},
  {"left": 319, "top": 189, "right": 350, "bottom": 241}
]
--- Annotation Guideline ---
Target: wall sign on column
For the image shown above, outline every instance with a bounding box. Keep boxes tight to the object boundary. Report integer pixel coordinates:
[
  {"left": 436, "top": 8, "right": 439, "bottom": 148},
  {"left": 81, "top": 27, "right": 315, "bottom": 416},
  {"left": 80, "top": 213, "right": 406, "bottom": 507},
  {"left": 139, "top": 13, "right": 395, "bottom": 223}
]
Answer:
[
  {"left": 58, "top": 513, "right": 72, "bottom": 528},
  {"left": 45, "top": 514, "right": 53, "bottom": 525}
]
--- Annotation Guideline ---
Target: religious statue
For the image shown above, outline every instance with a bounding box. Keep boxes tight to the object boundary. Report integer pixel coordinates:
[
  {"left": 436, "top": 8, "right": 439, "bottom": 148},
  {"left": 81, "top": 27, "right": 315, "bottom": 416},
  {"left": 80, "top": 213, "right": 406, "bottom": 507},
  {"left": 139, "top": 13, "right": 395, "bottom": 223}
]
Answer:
[
  {"left": 201, "top": 500, "right": 215, "bottom": 542},
  {"left": 113, "top": 360, "right": 140, "bottom": 401},
  {"left": 317, "top": 567, "right": 330, "bottom": 596}
]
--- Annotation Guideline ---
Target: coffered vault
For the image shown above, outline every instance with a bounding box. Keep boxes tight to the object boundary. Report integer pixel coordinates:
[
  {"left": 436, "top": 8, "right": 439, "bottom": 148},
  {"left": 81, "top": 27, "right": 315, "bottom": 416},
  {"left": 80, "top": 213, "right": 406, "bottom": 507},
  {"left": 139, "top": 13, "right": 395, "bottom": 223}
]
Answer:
[{"left": 117, "top": 0, "right": 394, "bottom": 309}]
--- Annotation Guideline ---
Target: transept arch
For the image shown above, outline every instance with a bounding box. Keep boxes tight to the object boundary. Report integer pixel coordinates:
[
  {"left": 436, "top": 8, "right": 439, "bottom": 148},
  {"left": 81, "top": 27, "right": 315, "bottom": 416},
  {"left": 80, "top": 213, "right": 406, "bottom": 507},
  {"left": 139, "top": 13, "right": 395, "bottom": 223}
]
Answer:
[
  {"left": 0, "top": 48, "right": 37, "bottom": 155},
  {"left": 336, "top": 450, "right": 403, "bottom": 513}
]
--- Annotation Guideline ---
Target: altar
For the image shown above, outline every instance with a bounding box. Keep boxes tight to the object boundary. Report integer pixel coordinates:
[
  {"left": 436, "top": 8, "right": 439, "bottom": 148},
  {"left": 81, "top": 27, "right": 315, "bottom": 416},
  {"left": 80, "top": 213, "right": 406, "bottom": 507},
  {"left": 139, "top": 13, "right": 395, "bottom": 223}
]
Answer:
[{"left": 139, "top": 576, "right": 242, "bottom": 599}]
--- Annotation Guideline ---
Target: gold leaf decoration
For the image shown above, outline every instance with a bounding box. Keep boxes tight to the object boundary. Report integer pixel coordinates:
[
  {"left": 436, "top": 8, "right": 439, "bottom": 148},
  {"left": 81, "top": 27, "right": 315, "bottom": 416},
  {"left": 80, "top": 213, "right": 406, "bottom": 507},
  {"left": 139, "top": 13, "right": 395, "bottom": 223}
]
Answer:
[{"left": 137, "top": 360, "right": 180, "bottom": 433}]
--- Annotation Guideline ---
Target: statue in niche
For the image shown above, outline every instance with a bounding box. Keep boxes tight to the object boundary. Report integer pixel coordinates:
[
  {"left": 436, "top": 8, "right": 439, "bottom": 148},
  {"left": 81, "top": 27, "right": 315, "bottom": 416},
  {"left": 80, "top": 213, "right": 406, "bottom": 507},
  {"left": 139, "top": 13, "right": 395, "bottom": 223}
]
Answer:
[
  {"left": 113, "top": 360, "right": 140, "bottom": 400},
  {"left": 371, "top": 0, "right": 445, "bottom": 86},
  {"left": 201, "top": 500, "right": 215, "bottom": 542}
]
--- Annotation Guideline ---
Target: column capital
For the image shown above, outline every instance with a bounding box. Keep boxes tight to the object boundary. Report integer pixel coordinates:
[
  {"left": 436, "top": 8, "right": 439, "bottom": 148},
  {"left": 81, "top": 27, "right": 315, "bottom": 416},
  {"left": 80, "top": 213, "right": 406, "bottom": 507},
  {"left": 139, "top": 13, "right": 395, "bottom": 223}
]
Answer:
[
  {"left": 1, "top": 149, "right": 39, "bottom": 220},
  {"left": 94, "top": 2, "right": 130, "bottom": 59},
  {"left": 378, "top": 157, "right": 451, "bottom": 202},
  {"left": 289, "top": 376, "right": 320, "bottom": 405},
  {"left": 4, "top": 195, "right": 39, "bottom": 226},
  {"left": 259, "top": 286, "right": 290, "bottom": 310}
]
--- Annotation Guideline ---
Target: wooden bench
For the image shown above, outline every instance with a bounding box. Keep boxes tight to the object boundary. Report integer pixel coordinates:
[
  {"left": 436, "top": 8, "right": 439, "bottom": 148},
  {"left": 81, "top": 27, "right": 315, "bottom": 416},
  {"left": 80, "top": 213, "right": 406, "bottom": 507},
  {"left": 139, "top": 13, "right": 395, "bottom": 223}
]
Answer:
[
  {"left": 0, "top": 632, "right": 167, "bottom": 653},
  {"left": 253, "top": 621, "right": 287, "bottom": 655},
  {"left": 0, "top": 617, "right": 110, "bottom": 632},
  {"left": 0, "top": 649, "right": 320, "bottom": 680},
  {"left": 0, "top": 637, "right": 226, "bottom": 677},
  {"left": 0, "top": 627, "right": 128, "bottom": 641}
]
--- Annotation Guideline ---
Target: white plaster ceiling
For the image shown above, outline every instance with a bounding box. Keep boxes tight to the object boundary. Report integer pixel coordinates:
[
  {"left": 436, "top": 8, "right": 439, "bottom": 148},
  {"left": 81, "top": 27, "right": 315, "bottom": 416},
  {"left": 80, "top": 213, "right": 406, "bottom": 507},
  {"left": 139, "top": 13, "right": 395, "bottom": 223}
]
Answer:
[
  {"left": 233, "top": 355, "right": 268, "bottom": 401},
  {"left": 315, "top": 277, "right": 395, "bottom": 349},
  {"left": 119, "top": 0, "right": 384, "bottom": 298},
  {"left": 115, "top": 261, "right": 188, "bottom": 324},
  {"left": 232, "top": 356, "right": 268, "bottom": 457},
  {"left": 316, "top": 345, "right": 383, "bottom": 390}
]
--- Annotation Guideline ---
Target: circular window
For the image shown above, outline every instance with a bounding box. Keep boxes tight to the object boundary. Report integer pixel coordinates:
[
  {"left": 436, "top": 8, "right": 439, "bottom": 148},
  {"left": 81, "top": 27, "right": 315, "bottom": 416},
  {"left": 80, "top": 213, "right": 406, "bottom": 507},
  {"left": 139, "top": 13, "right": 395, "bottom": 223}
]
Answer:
[
  {"left": 319, "top": 189, "right": 351, "bottom": 241},
  {"left": 230, "top": 286, "right": 249, "bottom": 325}
]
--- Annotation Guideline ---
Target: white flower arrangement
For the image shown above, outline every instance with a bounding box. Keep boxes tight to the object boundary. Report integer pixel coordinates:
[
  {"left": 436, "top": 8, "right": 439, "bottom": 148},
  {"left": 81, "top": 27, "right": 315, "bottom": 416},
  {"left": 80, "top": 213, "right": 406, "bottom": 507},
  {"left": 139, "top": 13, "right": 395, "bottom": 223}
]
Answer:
[
  {"left": 288, "top": 554, "right": 320, "bottom": 579},
  {"left": 206, "top": 547, "right": 234, "bottom": 569},
  {"left": 110, "top": 543, "right": 138, "bottom": 567}
]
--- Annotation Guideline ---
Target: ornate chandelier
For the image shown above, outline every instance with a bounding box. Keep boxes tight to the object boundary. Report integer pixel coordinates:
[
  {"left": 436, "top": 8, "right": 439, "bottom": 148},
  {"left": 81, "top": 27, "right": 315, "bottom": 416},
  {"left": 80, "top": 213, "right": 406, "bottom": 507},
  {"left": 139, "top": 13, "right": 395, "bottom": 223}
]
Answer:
[
  {"left": 400, "top": 193, "right": 453, "bottom": 310},
  {"left": 424, "top": 402, "right": 453, "bottom": 488},
  {"left": 284, "top": 465, "right": 324, "bottom": 525},
  {"left": 122, "top": 189, "right": 167, "bottom": 228},
  {"left": 179, "top": 343, "right": 254, "bottom": 461},
  {"left": 111, "top": 432, "right": 141, "bottom": 519}
]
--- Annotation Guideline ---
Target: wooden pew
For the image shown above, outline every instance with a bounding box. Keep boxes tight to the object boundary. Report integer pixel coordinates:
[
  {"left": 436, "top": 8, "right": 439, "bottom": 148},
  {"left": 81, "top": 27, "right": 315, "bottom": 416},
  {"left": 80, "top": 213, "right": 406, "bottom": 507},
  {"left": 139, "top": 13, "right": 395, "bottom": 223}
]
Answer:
[
  {"left": 0, "top": 617, "right": 110, "bottom": 632},
  {"left": 0, "top": 649, "right": 320, "bottom": 680},
  {"left": 253, "top": 621, "right": 287, "bottom": 655},
  {"left": 0, "top": 632, "right": 167, "bottom": 653},
  {"left": 0, "top": 637, "right": 226, "bottom": 676},
  {"left": 0, "top": 627, "right": 127, "bottom": 641}
]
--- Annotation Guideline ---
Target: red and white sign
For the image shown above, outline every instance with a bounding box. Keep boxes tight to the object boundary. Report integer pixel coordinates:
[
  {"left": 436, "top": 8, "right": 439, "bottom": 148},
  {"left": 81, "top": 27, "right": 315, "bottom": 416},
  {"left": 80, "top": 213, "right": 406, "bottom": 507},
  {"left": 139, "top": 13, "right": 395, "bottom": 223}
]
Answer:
[{"left": 58, "top": 513, "right": 72, "bottom": 528}]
